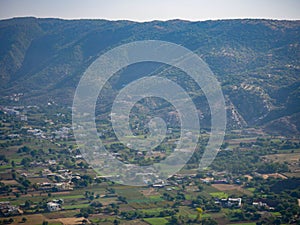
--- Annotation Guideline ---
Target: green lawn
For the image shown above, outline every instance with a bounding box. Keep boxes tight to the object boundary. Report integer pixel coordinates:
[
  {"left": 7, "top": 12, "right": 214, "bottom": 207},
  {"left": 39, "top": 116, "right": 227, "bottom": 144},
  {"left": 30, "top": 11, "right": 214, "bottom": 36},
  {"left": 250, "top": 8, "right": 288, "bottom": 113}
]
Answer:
[
  {"left": 143, "top": 217, "right": 169, "bottom": 225},
  {"left": 210, "top": 192, "right": 229, "bottom": 199}
]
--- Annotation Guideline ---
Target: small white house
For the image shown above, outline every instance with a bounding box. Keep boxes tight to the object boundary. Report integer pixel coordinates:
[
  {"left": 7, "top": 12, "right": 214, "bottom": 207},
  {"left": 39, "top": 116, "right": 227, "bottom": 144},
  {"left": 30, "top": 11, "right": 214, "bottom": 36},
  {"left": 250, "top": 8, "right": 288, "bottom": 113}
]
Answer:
[{"left": 47, "top": 202, "right": 61, "bottom": 212}]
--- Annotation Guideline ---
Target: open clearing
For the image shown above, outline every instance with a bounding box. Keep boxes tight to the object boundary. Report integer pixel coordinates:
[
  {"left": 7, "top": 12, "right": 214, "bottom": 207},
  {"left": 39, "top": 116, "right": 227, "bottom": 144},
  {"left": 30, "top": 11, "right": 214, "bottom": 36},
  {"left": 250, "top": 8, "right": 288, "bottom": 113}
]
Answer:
[
  {"left": 260, "top": 173, "right": 288, "bottom": 179},
  {"left": 264, "top": 153, "right": 300, "bottom": 163},
  {"left": 52, "top": 217, "right": 89, "bottom": 225},
  {"left": 210, "top": 191, "right": 229, "bottom": 199},
  {"left": 140, "top": 187, "right": 160, "bottom": 197},
  {"left": 211, "top": 184, "right": 250, "bottom": 192},
  {"left": 5, "top": 214, "right": 48, "bottom": 225},
  {"left": 0, "top": 179, "right": 19, "bottom": 185},
  {"left": 123, "top": 219, "right": 149, "bottom": 225},
  {"left": 212, "top": 184, "right": 252, "bottom": 195},
  {"left": 143, "top": 217, "right": 169, "bottom": 225}
]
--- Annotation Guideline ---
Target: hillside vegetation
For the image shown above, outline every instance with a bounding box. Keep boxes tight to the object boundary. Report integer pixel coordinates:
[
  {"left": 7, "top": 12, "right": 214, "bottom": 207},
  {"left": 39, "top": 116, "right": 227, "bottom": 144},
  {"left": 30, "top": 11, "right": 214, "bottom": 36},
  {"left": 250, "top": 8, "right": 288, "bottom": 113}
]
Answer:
[{"left": 0, "top": 17, "right": 299, "bottom": 135}]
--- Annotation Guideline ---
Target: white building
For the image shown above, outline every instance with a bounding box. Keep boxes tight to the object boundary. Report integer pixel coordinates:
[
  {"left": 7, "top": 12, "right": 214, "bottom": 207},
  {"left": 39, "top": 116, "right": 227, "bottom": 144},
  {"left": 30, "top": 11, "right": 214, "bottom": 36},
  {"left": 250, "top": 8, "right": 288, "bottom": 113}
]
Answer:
[{"left": 47, "top": 202, "right": 61, "bottom": 212}]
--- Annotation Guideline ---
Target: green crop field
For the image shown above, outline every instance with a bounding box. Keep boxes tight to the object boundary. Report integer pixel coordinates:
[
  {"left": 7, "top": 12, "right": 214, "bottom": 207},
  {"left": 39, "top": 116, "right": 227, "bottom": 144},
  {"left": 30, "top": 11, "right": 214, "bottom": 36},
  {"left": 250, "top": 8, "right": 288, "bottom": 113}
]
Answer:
[{"left": 143, "top": 217, "right": 169, "bottom": 225}]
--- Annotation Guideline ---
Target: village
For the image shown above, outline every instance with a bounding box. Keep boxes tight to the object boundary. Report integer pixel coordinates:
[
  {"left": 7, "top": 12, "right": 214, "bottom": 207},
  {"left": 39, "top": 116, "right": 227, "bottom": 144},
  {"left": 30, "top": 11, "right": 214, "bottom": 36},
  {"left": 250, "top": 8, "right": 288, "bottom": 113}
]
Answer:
[{"left": 0, "top": 104, "right": 299, "bottom": 224}]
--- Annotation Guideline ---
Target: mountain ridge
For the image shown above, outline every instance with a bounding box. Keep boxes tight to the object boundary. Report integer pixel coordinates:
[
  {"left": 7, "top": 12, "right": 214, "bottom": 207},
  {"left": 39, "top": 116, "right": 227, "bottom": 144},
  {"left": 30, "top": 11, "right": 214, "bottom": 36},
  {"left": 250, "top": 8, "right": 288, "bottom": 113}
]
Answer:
[{"left": 0, "top": 17, "right": 299, "bottom": 136}]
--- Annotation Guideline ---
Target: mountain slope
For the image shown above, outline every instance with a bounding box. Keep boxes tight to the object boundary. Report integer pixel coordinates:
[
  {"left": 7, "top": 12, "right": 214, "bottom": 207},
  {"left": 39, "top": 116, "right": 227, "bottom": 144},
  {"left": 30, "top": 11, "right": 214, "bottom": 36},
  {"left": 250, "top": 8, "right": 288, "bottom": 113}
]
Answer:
[{"left": 0, "top": 17, "right": 299, "bottom": 135}]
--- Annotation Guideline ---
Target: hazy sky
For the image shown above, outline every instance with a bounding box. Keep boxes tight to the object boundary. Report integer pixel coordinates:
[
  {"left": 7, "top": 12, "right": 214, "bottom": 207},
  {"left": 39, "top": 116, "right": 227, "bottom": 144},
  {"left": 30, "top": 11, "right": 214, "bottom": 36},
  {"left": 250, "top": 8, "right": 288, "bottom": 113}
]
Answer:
[{"left": 0, "top": 0, "right": 299, "bottom": 21}]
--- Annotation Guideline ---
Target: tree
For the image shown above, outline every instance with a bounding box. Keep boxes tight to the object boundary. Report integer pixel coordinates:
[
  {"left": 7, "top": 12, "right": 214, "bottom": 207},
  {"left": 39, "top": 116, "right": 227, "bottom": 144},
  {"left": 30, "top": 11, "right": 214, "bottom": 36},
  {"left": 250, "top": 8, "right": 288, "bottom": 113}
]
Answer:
[
  {"left": 18, "top": 146, "right": 31, "bottom": 153},
  {"left": 21, "top": 217, "right": 27, "bottom": 223},
  {"left": 169, "top": 215, "right": 178, "bottom": 224},
  {"left": 24, "top": 200, "right": 32, "bottom": 209},
  {"left": 90, "top": 201, "right": 102, "bottom": 208},
  {"left": 107, "top": 187, "right": 115, "bottom": 194},
  {"left": 113, "top": 219, "right": 120, "bottom": 225},
  {"left": 196, "top": 207, "right": 203, "bottom": 221},
  {"left": 0, "top": 155, "right": 8, "bottom": 163},
  {"left": 20, "top": 179, "right": 31, "bottom": 188},
  {"left": 198, "top": 185, "right": 204, "bottom": 192},
  {"left": 202, "top": 218, "right": 218, "bottom": 225},
  {"left": 21, "top": 157, "right": 31, "bottom": 167},
  {"left": 118, "top": 196, "right": 127, "bottom": 203},
  {"left": 15, "top": 192, "right": 20, "bottom": 198}
]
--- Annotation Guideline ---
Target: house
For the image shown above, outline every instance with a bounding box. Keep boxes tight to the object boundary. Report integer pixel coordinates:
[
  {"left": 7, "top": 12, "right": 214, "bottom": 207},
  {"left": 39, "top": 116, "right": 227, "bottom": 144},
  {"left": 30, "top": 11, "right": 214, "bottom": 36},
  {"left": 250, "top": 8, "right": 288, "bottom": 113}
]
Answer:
[
  {"left": 37, "top": 182, "right": 52, "bottom": 190},
  {"left": 200, "top": 177, "right": 214, "bottom": 184},
  {"left": 228, "top": 198, "right": 242, "bottom": 207},
  {"left": 47, "top": 202, "right": 61, "bottom": 212},
  {"left": 48, "top": 160, "right": 57, "bottom": 165},
  {"left": 218, "top": 198, "right": 242, "bottom": 208},
  {"left": 153, "top": 184, "right": 165, "bottom": 188},
  {"left": 152, "top": 179, "right": 166, "bottom": 188},
  {"left": 253, "top": 201, "right": 268, "bottom": 208},
  {"left": 54, "top": 182, "right": 73, "bottom": 191},
  {"left": 212, "top": 179, "right": 229, "bottom": 184}
]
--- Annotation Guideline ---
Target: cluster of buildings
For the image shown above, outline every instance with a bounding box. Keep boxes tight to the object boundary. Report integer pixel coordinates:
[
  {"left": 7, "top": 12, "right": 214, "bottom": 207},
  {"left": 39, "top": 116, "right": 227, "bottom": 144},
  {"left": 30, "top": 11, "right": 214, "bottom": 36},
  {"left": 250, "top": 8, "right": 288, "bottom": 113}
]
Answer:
[
  {"left": 25, "top": 126, "right": 72, "bottom": 140},
  {"left": 252, "top": 199, "right": 275, "bottom": 211},
  {"left": 215, "top": 198, "right": 242, "bottom": 208},
  {"left": 35, "top": 169, "right": 80, "bottom": 191},
  {"left": 52, "top": 126, "right": 71, "bottom": 139},
  {"left": 20, "top": 169, "right": 77, "bottom": 192},
  {"left": 1, "top": 105, "right": 72, "bottom": 141},
  {"left": 0, "top": 105, "right": 27, "bottom": 121},
  {"left": 37, "top": 181, "right": 73, "bottom": 191},
  {"left": 27, "top": 128, "right": 45, "bottom": 138},
  {"left": 6, "top": 93, "right": 23, "bottom": 102},
  {"left": 0, "top": 202, "right": 23, "bottom": 217}
]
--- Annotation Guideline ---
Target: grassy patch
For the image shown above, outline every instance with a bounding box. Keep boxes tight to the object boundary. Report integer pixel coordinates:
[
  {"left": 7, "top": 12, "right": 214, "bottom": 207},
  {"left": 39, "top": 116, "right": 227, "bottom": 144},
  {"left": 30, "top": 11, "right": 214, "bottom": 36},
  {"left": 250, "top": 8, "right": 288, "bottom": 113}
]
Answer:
[
  {"left": 184, "top": 194, "right": 192, "bottom": 200},
  {"left": 148, "top": 195, "right": 163, "bottom": 201},
  {"left": 0, "top": 165, "right": 11, "bottom": 170},
  {"left": 143, "top": 217, "right": 168, "bottom": 225},
  {"left": 202, "top": 184, "right": 219, "bottom": 193},
  {"left": 141, "top": 208, "right": 164, "bottom": 214},
  {"left": 59, "top": 195, "right": 84, "bottom": 199},
  {"left": 246, "top": 188, "right": 255, "bottom": 192},
  {"left": 272, "top": 212, "right": 281, "bottom": 217},
  {"left": 63, "top": 203, "right": 89, "bottom": 209},
  {"left": 229, "top": 223, "right": 256, "bottom": 225},
  {"left": 210, "top": 192, "right": 229, "bottom": 199}
]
